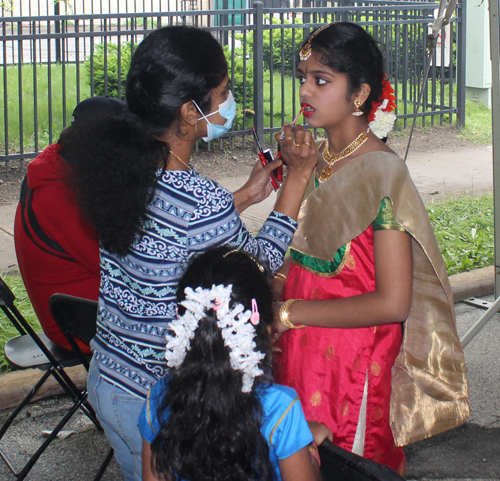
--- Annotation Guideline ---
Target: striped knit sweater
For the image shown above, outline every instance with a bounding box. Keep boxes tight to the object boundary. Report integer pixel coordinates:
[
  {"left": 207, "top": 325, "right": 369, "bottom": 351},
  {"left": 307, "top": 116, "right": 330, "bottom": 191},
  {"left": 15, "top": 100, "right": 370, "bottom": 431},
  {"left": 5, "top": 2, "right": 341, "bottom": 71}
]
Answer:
[{"left": 91, "top": 168, "right": 297, "bottom": 399}]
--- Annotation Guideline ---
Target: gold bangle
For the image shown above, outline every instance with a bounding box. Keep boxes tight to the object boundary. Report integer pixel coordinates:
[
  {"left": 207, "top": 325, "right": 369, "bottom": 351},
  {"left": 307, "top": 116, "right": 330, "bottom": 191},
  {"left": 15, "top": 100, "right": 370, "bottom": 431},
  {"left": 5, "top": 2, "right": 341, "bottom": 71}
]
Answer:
[
  {"left": 273, "top": 272, "right": 287, "bottom": 282},
  {"left": 279, "top": 299, "right": 307, "bottom": 329},
  {"left": 309, "top": 444, "right": 321, "bottom": 466}
]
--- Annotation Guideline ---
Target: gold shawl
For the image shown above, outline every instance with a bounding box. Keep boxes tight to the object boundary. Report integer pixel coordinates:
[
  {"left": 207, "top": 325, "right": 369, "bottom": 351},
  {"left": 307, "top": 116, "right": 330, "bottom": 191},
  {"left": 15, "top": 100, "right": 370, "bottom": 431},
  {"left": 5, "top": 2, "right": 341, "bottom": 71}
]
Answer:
[{"left": 291, "top": 151, "right": 469, "bottom": 447}]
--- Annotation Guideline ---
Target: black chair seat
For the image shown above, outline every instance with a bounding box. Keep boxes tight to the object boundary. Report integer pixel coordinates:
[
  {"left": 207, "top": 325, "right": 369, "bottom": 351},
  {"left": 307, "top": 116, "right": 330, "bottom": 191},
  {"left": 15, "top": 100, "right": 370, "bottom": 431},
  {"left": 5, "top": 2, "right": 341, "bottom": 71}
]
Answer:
[
  {"left": 4, "top": 332, "right": 80, "bottom": 370},
  {"left": 0, "top": 277, "right": 102, "bottom": 480}
]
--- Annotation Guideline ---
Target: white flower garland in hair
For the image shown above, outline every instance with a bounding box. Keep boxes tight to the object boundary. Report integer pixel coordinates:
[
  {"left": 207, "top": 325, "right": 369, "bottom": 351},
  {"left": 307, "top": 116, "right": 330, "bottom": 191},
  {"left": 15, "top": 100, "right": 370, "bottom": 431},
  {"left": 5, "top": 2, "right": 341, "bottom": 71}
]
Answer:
[
  {"left": 369, "top": 110, "right": 396, "bottom": 139},
  {"left": 368, "top": 101, "right": 397, "bottom": 139},
  {"left": 165, "top": 284, "right": 265, "bottom": 393}
]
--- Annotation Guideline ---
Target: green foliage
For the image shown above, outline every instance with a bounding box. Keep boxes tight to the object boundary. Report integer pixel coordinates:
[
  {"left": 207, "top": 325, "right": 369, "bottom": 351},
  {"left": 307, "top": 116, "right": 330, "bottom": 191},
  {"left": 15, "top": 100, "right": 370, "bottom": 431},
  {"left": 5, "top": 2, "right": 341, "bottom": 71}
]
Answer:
[
  {"left": 427, "top": 193, "right": 494, "bottom": 275},
  {"left": 224, "top": 42, "right": 253, "bottom": 122},
  {"left": 459, "top": 100, "right": 492, "bottom": 145},
  {"left": 0, "top": 272, "right": 41, "bottom": 374},
  {"left": 227, "top": 17, "right": 303, "bottom": 130},
  {"left": 85, "top": 41, "right": 135, "bottom": 99},
  {"left": 262, "top": 17, "right": 303, "bottom": 73},
  {"left": 0, "top": 63, "right": 90, "bottom": 152}
]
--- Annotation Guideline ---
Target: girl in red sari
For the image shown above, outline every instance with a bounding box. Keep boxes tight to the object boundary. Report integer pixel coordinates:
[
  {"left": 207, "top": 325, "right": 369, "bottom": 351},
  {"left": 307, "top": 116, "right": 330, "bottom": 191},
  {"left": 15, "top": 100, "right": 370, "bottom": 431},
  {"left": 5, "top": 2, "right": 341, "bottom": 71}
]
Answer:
[{"left": 273, "top": 23, "right": 469, "bottom": 475}]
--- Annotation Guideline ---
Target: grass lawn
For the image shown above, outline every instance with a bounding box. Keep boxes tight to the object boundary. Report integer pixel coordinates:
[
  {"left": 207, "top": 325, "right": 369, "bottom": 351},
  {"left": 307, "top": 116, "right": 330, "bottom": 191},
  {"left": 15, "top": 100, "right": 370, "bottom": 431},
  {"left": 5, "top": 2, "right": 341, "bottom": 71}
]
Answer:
[{"left": 0, "top": 272, "right": 40, "bottom": 374}]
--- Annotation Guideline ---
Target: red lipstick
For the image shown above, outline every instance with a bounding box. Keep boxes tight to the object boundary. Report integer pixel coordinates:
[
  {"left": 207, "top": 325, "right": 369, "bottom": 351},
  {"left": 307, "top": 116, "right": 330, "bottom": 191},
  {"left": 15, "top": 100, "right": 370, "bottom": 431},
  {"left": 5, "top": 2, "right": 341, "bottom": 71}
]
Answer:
[{"left": 302, "top": 103, "right": 315, "bottom": 117}]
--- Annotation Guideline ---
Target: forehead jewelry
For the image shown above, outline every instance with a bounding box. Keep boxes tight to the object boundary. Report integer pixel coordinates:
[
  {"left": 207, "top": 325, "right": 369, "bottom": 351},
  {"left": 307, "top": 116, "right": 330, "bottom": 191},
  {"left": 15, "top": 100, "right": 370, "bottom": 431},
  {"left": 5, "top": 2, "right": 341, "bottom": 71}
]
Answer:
[
  {"left": 300, "top": 23, "right": 333, "bottom": 61},
  {"left": 318, "top": 128, "right": 370, "bottom": 182}
]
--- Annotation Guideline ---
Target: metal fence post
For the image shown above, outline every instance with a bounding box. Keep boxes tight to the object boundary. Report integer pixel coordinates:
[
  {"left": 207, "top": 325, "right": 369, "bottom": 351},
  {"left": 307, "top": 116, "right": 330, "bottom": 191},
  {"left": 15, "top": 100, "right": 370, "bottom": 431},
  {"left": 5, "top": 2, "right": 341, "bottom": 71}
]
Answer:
[
  {"left": 456, "top": 0, "right": 466, "bottom": 129},
  {"left": 54, "top": 1, "right": 61, "bottom": 63},
  {"left": 253, "top": 1, "right": 264, "bottom": 146}
]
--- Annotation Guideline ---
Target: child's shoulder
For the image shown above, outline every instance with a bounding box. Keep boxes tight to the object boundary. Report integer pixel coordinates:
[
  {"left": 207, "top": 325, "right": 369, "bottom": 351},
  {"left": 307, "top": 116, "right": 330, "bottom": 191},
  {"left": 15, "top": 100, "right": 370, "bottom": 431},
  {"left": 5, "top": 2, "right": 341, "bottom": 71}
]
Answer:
[{"left": 259, "top": 383, "right": 301, "bottom": 413}]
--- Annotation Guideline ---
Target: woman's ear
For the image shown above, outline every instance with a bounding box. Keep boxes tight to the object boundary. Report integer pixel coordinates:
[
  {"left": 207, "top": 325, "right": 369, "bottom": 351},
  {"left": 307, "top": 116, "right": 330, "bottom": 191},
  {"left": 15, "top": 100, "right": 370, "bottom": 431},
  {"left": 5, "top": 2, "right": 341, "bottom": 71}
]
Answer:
[
  {"left": 180, "top": 100, "right": 198, "bottom": 128},
  {"left": 356, "top": 83, "right": 371, "bottom": 105}
]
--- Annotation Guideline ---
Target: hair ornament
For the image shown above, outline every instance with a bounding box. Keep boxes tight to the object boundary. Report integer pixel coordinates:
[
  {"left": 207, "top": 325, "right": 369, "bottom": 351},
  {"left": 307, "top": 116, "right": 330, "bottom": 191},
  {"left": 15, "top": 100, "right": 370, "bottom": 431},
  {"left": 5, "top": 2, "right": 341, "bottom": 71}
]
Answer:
[
  {"left": 250, "top": 298, "right": 260, "bottom": 325},
  {"left": 223, "top": 249, "right": 265, "bottom": 273},
  {"left": 299, "top": 23, "right": 333, "bottom": 61},
  {"left": 368, "top": 75, "right": 397, "bottom": 139},
  {"left": 165, "top": 284, "right": 265, "bottom": 393}
]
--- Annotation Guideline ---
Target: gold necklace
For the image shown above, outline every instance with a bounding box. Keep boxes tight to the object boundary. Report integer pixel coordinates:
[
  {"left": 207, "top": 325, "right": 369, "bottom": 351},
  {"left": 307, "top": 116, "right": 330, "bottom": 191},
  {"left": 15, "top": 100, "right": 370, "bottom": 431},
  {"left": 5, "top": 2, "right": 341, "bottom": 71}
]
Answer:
[
  {"left": 169, "top": 150, "right": 191, "bottom": 171},
  {"left": 318, "top": 128, "right": 370, "bottom": 182}
]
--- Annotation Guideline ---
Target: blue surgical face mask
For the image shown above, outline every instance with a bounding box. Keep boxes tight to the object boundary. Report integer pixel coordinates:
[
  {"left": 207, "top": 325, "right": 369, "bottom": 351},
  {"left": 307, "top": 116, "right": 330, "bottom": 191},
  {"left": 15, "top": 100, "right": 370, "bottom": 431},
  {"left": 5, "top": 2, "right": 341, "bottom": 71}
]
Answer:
[{"left": 192, "top": 91, "right": 237, "bottom": 142}]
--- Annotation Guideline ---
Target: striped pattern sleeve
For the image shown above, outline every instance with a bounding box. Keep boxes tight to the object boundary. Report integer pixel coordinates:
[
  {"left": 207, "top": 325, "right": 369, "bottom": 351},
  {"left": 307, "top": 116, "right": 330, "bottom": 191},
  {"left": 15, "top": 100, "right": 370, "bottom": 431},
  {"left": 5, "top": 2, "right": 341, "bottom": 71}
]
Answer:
[{"left": 186, "top": 183, "right": 297, "bottom": 273}]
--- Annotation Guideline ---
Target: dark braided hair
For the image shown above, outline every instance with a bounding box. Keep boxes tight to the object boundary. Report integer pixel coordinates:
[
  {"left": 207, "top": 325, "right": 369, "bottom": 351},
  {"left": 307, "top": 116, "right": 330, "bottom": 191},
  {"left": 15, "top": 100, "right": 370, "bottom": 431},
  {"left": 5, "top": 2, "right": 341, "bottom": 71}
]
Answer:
[
  {"left": 151, "top": 246, "right": 276, "bottom": 481},
  {"left": 63, "top": 26, "right": 227, "bottom": 255},
  {"left": 302, "top": 22, "right": 385, "bottom": 116}
]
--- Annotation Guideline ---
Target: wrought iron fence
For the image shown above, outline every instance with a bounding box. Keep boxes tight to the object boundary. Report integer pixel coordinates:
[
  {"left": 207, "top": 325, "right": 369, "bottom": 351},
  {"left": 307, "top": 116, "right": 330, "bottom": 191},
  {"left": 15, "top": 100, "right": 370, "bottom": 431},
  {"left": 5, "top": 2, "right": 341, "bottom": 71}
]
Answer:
[{"left": 0, "top": 0, "right": 464, "bottom": 166}]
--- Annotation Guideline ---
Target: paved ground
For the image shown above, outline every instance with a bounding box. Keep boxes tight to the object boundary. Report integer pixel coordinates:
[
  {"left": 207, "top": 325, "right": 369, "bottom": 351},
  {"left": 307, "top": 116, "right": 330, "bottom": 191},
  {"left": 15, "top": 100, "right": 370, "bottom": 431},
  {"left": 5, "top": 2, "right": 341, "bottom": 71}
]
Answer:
[
  {"left": 0, "top": 296, "right": 498, "bottom": 481},
  {"left": 0, "top": 145, "right": 498, "bottom": 480},
  {"left": 0, "top": 144, "right": 494, "bottom": 272}
]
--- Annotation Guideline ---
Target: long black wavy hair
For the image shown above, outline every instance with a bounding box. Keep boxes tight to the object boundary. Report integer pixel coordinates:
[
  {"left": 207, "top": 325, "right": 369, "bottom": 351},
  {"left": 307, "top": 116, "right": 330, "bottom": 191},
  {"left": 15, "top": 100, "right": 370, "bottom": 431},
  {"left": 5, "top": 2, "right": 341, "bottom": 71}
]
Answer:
[
  {"left": 62, "top": 26, "right": 228, "bottom": 256},
  {"left": 302, "top": 22, "right": 385, "bottom": 116},
  {"left": 151, "top": 246, "right": 276, "bottom": 481}
]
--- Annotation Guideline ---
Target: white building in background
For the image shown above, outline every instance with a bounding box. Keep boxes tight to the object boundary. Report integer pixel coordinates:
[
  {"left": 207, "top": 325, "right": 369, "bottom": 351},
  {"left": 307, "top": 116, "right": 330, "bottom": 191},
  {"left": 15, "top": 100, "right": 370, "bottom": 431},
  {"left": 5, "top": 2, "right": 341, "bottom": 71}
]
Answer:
[
  {"left": 466, "top": 0, "right": 492, "bottom": 108},
  {"left": 3, "top": 0, "right": 211, "bottom": 16}
]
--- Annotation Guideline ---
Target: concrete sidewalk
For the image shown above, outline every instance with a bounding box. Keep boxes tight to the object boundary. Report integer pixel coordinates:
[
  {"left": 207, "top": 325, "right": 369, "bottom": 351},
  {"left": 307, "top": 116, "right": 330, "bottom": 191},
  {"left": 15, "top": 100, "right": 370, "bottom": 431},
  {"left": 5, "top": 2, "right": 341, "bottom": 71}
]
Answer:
[
  {"left": 0, "top": 144, "right": 494, "bottom": 272},
  {"left": 0, "top": 295, "right": 498, "bottom": 481}
]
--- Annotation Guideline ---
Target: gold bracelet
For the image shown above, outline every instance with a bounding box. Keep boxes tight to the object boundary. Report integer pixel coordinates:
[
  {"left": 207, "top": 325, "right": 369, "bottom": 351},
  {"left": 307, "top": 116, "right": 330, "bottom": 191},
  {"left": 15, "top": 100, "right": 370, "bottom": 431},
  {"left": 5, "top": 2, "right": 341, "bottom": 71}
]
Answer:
[
  {"left": 279, "top": 299, "right": 307, "bottom": 329},
  {"left": 309, "top": 443, "right": 321, "bottom": 466},
  {"left": 273, "top": 272, "right": 287, "bottom": 282}
]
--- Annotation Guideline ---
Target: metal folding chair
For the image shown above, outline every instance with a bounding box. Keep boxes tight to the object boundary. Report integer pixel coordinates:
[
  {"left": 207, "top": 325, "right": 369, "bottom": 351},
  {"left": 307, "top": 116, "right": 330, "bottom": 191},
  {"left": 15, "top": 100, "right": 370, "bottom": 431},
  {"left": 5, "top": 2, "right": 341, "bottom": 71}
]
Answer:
[
  {"left": 49, "top": 292, "right": 114, "bottom": 479},
  {"left": 0, "top": 276, "right": 101, "bottom": 480},
  {"left": 319, "top": 440, "right": 405, "bottom": 481}
]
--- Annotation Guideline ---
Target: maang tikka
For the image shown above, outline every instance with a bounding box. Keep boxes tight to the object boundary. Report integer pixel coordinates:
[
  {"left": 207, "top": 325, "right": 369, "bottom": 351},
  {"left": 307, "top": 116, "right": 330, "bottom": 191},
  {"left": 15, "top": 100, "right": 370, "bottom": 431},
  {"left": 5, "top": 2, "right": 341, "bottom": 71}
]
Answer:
[{"left": 299, "top": 23, "right": 333, "bottom": 61}]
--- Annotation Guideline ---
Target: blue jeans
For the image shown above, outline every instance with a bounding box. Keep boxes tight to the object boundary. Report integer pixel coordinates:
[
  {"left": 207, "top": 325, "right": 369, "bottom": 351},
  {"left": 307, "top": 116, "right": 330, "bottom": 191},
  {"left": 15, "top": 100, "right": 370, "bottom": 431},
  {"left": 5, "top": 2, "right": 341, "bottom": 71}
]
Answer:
[{"left": 87, "top": 357, "right": 144, "bottom": 481}]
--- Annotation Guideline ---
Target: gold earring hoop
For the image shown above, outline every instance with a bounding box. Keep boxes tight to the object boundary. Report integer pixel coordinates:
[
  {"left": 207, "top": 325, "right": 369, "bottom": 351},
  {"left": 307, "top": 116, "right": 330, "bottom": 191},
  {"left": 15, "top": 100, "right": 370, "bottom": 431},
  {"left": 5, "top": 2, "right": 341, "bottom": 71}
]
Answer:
[{"left": 352, "top": 99, "right": 363, "bottom": 117}]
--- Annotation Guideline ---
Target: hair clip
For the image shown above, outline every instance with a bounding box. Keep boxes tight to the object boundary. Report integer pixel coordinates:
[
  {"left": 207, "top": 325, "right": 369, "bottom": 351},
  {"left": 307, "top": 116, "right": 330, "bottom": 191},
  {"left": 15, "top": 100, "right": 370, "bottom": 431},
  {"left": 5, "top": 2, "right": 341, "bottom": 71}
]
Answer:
[
  {"left": 250, "top": 298, "right": 260, "bottom": 325},
  {"left": 222, "top": 249, "right": 265, "bottom": 273},
  {"left": 299, "top": 23, "right": 333, "bottom": 61},
  {"left": 213, "top": 299, "right": 222, "bottom": 311}
]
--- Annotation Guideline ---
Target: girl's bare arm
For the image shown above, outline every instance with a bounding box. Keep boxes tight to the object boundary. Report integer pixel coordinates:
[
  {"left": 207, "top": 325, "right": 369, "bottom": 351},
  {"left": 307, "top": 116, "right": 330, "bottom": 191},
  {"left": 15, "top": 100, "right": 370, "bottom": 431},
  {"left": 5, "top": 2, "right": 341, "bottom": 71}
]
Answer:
[
  {"left": 275, "top": 229, "right": 413, "bottom": 331},
  {"left": 279, "top": 446, "right": 321, "bottom": 481}
]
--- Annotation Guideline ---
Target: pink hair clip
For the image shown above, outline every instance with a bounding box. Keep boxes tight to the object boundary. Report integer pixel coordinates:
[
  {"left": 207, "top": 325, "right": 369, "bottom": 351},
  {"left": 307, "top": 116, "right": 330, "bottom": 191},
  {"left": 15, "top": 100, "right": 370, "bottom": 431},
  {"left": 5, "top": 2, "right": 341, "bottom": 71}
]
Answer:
[
  {"left": 250, "top": 298, "right": 260, "bottom": 325},
  {"left": 213, "top": 299, "right": 222, "bottom": 311}
]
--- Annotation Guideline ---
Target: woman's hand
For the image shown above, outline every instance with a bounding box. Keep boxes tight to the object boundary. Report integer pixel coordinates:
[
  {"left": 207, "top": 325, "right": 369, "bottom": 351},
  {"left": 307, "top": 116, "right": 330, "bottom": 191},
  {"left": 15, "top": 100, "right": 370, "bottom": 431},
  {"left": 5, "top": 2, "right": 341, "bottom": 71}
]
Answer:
[
  {"left": 275, "top": 123, "right": 317, "bottom": 178},
  {"left": 233, "top": 159, "right": 282, "bottom": 213},
  {"left": 307, "top": 420, "right": 334, "bottom": 446},
  {"left": 272, "top": 123, "right": 317, "bottom": 221}
]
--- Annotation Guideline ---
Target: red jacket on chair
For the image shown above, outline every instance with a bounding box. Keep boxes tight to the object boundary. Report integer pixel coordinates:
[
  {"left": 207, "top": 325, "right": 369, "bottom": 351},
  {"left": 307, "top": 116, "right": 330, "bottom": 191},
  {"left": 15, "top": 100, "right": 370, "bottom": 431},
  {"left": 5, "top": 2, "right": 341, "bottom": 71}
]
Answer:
[{"left": 14, "top": 143, "right": 99, "bottom": 353}]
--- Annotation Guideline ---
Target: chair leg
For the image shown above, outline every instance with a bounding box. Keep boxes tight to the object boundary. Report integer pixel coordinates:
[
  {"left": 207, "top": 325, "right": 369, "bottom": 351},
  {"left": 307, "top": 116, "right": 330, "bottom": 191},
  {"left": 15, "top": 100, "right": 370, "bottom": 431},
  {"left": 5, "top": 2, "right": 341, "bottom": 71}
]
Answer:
[
  {"left": 48, "top": 369, "right": 101, "bottom": 430},
  {"left": 93, "top": 448, "right": 114, "bottom": 481},
  {"left": 14, "top": 399, "right": 84, "bottom": 480},
  {"left": 0, "top": 369, "right": 53, "bottom": 440},
  {"left": 0, "top": 397, "right": 83, "bottom": 480}
]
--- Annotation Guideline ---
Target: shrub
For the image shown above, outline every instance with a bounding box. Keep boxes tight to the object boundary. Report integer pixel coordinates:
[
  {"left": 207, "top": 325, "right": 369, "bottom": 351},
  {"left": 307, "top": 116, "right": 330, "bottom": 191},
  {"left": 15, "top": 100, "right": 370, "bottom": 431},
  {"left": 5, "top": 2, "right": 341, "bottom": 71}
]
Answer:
[{"left": 85, "top": 41, "right": 135, "bottom": 98}]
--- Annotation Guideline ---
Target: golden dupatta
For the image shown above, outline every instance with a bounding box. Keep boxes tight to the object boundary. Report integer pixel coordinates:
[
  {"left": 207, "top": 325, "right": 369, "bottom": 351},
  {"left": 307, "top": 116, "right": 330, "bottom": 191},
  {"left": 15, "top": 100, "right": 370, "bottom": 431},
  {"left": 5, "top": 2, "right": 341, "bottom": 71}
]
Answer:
[{"left": 291, "top": 151, "right": 469, "bottom": 446}]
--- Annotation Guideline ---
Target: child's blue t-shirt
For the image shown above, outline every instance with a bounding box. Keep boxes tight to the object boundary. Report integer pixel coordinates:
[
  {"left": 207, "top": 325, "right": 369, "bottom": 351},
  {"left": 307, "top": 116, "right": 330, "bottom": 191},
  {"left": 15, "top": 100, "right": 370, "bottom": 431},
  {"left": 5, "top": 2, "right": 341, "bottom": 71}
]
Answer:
[{"left": 138, "top": 380, "right": 313, "bottom": 480}]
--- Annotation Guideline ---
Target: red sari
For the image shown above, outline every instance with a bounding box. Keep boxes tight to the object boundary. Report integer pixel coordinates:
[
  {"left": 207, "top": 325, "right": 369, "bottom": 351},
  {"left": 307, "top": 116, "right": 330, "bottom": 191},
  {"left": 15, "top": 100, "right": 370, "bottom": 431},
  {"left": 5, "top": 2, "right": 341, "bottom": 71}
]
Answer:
[{"left": 274, "top": 225, "right": 406, "bottom": 474}]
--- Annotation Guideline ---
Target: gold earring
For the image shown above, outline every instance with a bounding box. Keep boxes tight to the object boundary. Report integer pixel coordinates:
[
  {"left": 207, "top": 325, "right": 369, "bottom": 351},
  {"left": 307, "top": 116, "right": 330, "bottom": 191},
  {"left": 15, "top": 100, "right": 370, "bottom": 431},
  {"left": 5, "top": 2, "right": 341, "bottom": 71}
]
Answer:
[{"left": 352, "top": 99, "right": 363, "bottom": 117}]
